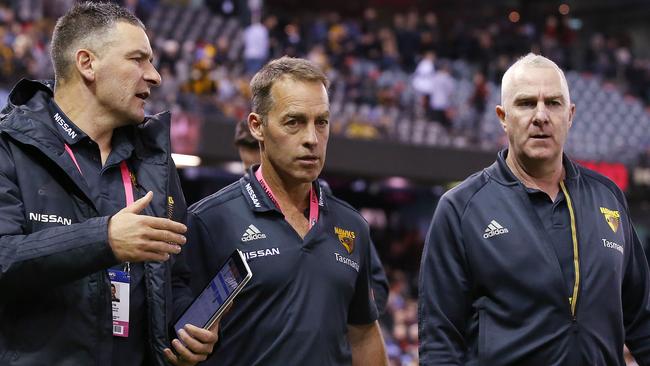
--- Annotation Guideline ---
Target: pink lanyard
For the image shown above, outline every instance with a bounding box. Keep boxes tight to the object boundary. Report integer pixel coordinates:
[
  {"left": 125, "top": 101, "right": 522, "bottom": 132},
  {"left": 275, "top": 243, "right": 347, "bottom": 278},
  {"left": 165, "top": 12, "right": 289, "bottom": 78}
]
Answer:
[
  {"left": 255, "top": 167, "right": 319, "bottom": 229},
  {"left": 64, "top": 144, "right": 134, "bottom": 206}
]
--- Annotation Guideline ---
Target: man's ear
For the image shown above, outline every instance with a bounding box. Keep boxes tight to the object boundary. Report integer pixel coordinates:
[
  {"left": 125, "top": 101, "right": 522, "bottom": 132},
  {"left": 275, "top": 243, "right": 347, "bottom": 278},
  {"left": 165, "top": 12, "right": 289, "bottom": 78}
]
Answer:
[
  {"left": 248, "top": 113, "right": 264, "bottom": 142},
  {"left": 568, "top": 103, "right": 576, "bottom": 130},
  {"left": 496, "top": 105, "right": 507, "bottom": 132},
  {"left": 75, "top": 49, "right": 96, "bottom": 82}
]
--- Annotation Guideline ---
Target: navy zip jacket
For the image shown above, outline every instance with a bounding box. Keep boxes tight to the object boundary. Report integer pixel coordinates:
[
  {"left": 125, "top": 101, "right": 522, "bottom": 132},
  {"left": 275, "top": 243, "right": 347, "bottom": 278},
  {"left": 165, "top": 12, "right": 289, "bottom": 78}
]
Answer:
[
  {"left": 0, "top": 79, "right": 192, "bottom": 365},
  {"left": 419, "top": 150, "right": 650, "bottom": 366}
]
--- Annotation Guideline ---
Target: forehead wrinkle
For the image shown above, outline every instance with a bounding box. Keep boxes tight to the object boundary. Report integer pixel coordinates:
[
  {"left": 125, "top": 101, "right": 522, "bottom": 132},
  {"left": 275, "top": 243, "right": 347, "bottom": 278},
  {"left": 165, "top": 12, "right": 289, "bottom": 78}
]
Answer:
[
  {"left": 512, "top": 92, "right": 566, "bottom": 102},
  {"left": 502, "top": 65, "right": 570, "bottom": 105},
  {"left": 281, "top": 107, "right": 329, "bottom": 120}
]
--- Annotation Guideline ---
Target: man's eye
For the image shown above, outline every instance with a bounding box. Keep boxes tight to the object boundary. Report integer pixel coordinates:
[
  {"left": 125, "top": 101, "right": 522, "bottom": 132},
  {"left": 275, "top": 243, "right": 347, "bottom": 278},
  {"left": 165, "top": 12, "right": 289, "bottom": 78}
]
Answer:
[{"left": 317, "top": 119, "right": 329, "bottom": 126}]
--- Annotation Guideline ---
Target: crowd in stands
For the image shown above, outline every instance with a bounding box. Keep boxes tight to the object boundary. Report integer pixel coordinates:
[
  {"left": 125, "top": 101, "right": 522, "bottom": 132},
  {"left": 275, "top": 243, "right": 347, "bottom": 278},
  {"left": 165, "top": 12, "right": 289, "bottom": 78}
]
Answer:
[
  {"left": 3, "top": 1, "right": 650, "bottom": 148},
  {"left": 1, "top": 2, "right": 650, "bottom": 364}
]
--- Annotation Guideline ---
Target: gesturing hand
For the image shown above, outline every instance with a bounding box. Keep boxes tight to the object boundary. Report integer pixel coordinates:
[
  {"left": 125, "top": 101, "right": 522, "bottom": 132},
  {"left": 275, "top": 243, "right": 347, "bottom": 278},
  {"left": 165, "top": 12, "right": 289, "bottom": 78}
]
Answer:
[{"left": 108, "top": 191, "right": 187, "bottom": 262}]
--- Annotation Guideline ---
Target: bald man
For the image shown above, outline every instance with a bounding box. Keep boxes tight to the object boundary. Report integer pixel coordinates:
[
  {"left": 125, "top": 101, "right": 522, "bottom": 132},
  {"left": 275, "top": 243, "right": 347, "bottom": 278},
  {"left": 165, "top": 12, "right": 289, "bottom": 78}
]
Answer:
[{"left": 418, "top": 53, "right": 650, "bottom": 365}]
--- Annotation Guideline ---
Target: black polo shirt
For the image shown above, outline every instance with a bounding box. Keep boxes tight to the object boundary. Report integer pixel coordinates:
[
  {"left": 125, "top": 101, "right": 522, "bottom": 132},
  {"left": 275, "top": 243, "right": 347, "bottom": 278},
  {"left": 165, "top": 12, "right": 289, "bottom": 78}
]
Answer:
[
  {"left": 185, "top": 166, "right": 378, "bottom": 366},
  {"left": 49, "top": 101, "right": 149, "bottom": 366},
  {"left": 525, "top": 185, "right": 574, "bottom": 301}
]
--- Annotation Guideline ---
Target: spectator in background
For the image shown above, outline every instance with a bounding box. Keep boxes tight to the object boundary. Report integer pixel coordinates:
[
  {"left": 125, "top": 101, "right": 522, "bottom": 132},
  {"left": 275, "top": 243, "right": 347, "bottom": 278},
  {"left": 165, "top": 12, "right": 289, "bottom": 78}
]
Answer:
[
  {"left": 427, "top": 61, "right": 456, "bottom": 131},
  {"left": 243, "top": 15, "right": 269, "bottom": 74},
  {"left": 170, "top": 107, "right": 202, "bottom": 155},
  {"left": 412, "top": 51, "right": 435, "bottom": 97},
  {"left": 469, "top": 70, "right": 489, "bottom": 141}
]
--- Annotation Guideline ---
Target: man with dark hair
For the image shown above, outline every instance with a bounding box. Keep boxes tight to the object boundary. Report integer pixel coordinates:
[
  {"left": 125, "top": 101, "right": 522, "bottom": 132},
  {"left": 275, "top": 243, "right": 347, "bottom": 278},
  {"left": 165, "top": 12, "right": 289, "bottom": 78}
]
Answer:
[
  {"left": 185, "top": 56, "right": 388, "bottom": 365},
  {"left": 234, "top": 118, "right": 260, "bottom": 170},
  {"left": 0, "top": 2, "right": 218, "bottom": 365},
  {"left": 419, "top": 53, "right": 650, "bottom": 365}
]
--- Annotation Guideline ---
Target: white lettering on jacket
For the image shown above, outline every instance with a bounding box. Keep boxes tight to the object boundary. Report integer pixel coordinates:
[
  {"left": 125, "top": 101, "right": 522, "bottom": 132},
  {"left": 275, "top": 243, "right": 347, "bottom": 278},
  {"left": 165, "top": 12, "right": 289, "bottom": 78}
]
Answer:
[
  {"left": 29, "top": 212, "right": 72, "bottom": 226},
  {"left": 246, "top": 183, "right": 261, "bottom": 208},
  {"left": 602, "top": 238, "right": 623, "bottom": 254},
  {"left": 334, "top": 252, "right": 359, "bottom": 272},
  {"left": 53, "top": 113, "right": 78, "bottom": 140},
  {"left": 244, "top": 247, "right": 280, "bottom": 260}
]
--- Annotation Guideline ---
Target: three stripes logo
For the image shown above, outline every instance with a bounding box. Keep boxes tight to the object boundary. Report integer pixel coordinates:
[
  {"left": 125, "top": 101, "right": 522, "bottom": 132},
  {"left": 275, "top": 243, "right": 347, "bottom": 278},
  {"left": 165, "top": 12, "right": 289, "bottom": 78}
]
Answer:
[
  {"left": 241, "top": 224, "right": 267, "bottom": 242},
  {"left": 483, "top": 220, "right": 509, "bottom": 239}
]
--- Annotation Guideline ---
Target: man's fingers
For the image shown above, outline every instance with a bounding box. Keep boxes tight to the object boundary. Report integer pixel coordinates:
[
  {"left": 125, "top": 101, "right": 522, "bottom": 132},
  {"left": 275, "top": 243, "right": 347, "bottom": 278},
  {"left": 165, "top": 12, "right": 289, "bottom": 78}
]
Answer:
[
  {"left": 144, "top": 216, "right": 187, "bottom": 233},
  {"left": 184, "top": 324, "right": 219, "bottom": 344},
  {"left": 171, "top": 338, "right": 207, "bottom": 364},
  {"left": 143, "top": 229, "right": 186, "bottom": 246},
  {"left": 121, "top": 191, "right": 153, "bottom": 214},
  {"left": 142, "top": 241, "right": 182, "bottom": 255},
  {"left": 163, "top": 348, "right": 181, "bottom": 365},
  {"left": 177, "top": 328, "right": 210, "bottom": 354}
]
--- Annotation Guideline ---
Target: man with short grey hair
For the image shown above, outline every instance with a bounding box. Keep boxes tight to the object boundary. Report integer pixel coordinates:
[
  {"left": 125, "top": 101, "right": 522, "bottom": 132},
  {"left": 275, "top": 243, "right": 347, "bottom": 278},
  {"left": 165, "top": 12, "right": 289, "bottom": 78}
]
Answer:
[{"left": 419, "top": 53, "right": 650, "bottom": 365}]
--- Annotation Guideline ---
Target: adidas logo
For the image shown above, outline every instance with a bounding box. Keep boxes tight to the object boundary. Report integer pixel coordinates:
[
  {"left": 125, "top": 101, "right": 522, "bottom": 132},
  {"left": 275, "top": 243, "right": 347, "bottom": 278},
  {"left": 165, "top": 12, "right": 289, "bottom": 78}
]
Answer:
[
  {"left": 241, "top": 224, "right": 267, "bottom": 242},
  {"left": 483, "top": 220, "right": 509, "bottom": 239}
]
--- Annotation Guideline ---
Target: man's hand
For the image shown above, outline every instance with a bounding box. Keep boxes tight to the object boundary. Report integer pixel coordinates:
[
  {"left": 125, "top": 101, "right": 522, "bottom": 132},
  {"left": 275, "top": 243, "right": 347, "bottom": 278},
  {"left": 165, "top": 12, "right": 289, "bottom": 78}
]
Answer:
[
  {"left": 163, "top": 323, "right": 219, "bottom": 366},
  {"left": 108, "top": 191, "right": 187, "bottom": 262}
]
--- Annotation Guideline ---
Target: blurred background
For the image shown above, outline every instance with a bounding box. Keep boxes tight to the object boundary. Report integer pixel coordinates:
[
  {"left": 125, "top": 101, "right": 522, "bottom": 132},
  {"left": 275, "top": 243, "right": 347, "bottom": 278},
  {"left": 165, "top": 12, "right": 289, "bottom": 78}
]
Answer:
[{"left": 2, "top": 0, "right": 650, "bottom": 364}]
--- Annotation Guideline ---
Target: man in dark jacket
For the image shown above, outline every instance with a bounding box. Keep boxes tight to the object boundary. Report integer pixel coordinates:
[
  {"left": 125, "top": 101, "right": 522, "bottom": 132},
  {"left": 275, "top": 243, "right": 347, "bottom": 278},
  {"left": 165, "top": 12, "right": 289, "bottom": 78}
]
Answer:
[
  {"left": 0, "top": 2, "right": 218, "bottom": 365},
  {"left": 419, "top": 53, "right": 650, "bottom": 365}
]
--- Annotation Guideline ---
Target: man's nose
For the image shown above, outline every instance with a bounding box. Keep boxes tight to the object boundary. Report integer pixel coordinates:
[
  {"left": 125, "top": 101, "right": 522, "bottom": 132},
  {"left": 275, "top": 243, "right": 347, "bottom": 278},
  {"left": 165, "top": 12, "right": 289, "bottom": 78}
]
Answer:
[
  {"left": 145, "top": 62, "right": 162, "bottom": 87},
  {"left": 532, "top": 101, "right": 550, "bottom": 124},
  {"left": 302, "top": 122, "right": 319, "bottom": 146}
]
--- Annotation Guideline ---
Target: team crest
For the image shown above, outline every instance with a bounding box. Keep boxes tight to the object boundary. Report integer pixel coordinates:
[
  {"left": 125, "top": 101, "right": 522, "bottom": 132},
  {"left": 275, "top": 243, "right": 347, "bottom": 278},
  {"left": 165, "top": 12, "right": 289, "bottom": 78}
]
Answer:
[
  {"left": 600, "top": 207, "right": 620, "bottom": 233},
  {"left": 334, "top": 226, "right": 356, "bottom": 254}
]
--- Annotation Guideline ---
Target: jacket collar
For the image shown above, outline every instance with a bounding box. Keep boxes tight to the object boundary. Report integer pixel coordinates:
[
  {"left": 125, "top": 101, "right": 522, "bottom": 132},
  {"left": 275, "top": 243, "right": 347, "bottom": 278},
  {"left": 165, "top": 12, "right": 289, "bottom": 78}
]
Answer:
[
  {"left": 239, "top": 164, "right": 329, "bottom": 213},
  {"left": 487, "top": 148, "right": 580, "bottom": 186},
  {"left": 0, "top": 79, "right": 171, "bottom": 165}
]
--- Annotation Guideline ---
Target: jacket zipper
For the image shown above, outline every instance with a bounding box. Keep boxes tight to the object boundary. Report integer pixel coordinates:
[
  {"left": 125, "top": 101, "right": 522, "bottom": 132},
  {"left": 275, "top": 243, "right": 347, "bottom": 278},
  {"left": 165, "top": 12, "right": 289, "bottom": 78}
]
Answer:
[{"left": 560, "top": 181, "right": 580, "bottom": 319}]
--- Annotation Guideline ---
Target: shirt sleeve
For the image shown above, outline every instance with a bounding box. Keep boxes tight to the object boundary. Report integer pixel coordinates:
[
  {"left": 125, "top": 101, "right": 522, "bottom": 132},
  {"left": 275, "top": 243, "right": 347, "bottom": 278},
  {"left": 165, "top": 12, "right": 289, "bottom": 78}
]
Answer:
[
  {"left": 184, "top": 210, "right": 232, "bottom": 297},
  {"left": 418, "top": 195, "right": 471, "bottom": 366},
  {"left": 347, "top": 225, "right": 379, "bottom": 325},
  {"left": 369, "top": 240, "right": 389, "bottom": 315}
]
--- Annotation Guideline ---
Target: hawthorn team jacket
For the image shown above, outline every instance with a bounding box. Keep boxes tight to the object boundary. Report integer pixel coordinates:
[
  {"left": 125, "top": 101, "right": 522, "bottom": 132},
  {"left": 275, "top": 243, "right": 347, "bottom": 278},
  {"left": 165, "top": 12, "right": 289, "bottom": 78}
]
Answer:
[
  {"left": 0, "top": 79, "right": 191, "bottom": 365},
  {"left": 419, "top": 150, "right": 650, "bottom": 365}
]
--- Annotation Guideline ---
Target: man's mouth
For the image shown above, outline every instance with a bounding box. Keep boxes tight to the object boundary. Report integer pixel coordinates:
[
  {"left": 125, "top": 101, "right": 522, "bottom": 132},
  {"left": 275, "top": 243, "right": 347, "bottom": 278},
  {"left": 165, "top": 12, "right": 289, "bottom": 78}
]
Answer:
[
  {"left": 297, "top": 155, "right": 319, "bottom": 162},
  {"left": 135, "top": 92, "right": 150, "bottom": 100},
  {"left": 530, "top": 134, "right": 550, "bottom": 139}
]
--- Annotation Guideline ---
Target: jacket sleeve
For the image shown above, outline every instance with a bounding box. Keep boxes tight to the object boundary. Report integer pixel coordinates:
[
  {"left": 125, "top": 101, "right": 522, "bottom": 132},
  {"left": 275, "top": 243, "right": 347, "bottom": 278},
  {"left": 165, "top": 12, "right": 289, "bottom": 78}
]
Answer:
[
  {"left": 167, "top": 157, "right": 194, "bottom": 319},
  {"left": 369, "top": 240, "right": 389, "bottom": 315},
  {"left": 0, "top": 176, "right": 117, "bottom": 294},
  {"left": 418, "top": 195, "right": 471, "bottom": 366},
  {"left": 621, "top": 214, "right": 650, "bottom": 364}
]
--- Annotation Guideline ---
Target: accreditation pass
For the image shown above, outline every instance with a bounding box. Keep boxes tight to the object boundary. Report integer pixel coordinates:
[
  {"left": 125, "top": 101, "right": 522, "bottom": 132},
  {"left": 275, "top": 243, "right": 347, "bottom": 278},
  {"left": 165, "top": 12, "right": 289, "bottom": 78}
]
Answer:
[{"left": 109, "top": 269, "right": 130, "bottom": 337}]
